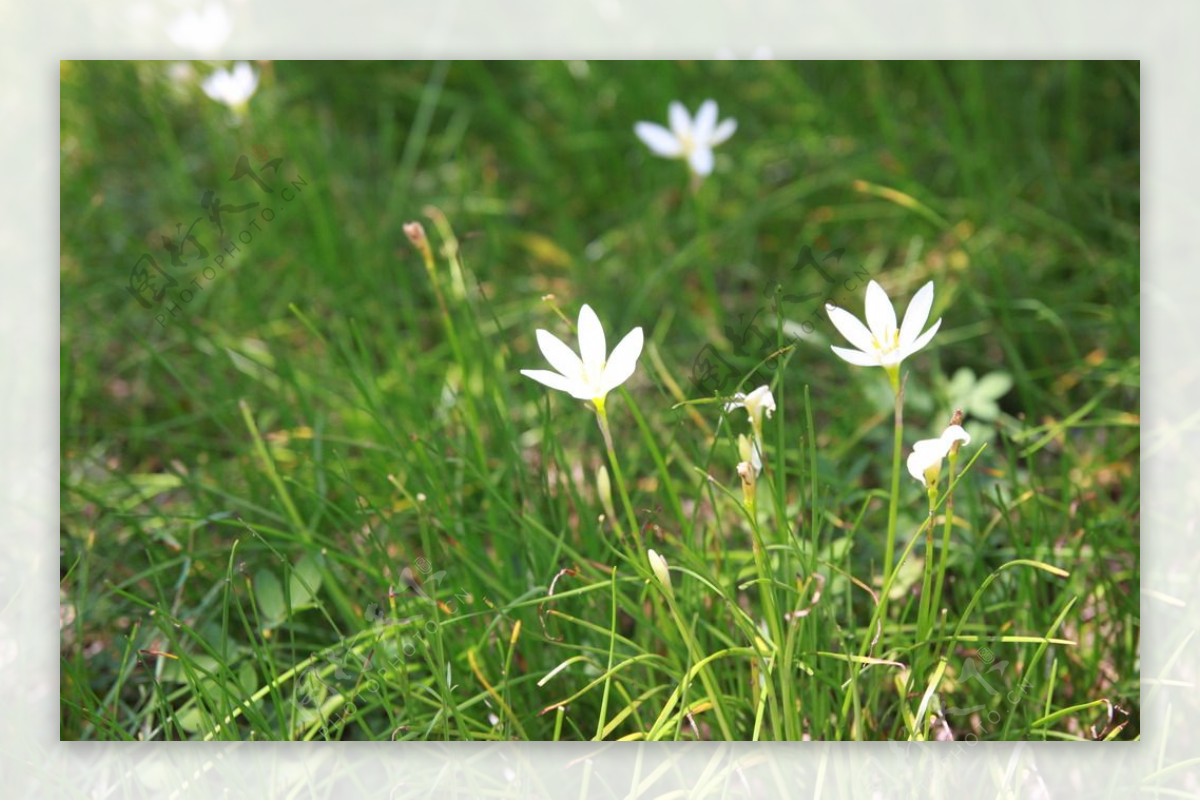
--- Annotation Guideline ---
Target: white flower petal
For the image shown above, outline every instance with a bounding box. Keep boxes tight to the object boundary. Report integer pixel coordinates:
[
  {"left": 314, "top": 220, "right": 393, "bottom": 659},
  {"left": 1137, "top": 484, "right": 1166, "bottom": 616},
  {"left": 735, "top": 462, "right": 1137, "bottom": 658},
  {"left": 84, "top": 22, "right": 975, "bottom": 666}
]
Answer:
[
  {"left": 577, "top": 304, "right": 607, "bottom": 381},
  {"left": 826, "top": 304, "right": 878, "bottom": 355},
  {"left": 723, "top": 392, "right": 747, "bottom": 413},
  {"left": 899, "top": 281, "right": 935, "bottom": 348},
  {"left": 233, "top": 62, "right": 258, "bottom": 93},
  {"left": 710, "top": 117, "right": 738, "bottom": 146},
  {"left": 907, "top": 448, "right": 932, "bottom": 484},
  {"left": 599, "top": 326, "right": 643, "bottom": 395},
  {"left": 940, "top": 424, "right": 971, "bottom": 448},
  {"left": 899, "top": 317, "right": 942, "bottom": 361},
  {"left": 634, "top": 122, "right": 684, "bottom": 157},
  {"left": 744, "top": 385, "right": 775, "bottom": 417},
  {"left": 201, "top": 71, "right": 227, "bottom": 100},
  {"left": 520, "top": 369, "right": 588, "bottom": 399},
  {"left": 534, "top": 329, "right": 584, "bottom": 382},
  {"left": 907, "top": 424, "right": 969, "bottom": 486},
  {"left": 864, "top": 280, "right": 898, "bottom": 342},
  {"left": 911, "top": 437, "right": 945, "bottom": 457},
  {"left": 203, "top": 62, "right": 258, "bottom": 107},
  {"left": 830, "top": 345, "right": 881, "bottom": 367},
  {"left": 693, "top": 99, "right": 718, "bottom": 141},
  {"left": 167, "top": 2, "right": 232, "bottom": 54},
  {"left": 668, "top": 101, "right": 691, "bottom": 137},
  {"left": 688, "top": 145, "right": 715, "bottom": 177}
]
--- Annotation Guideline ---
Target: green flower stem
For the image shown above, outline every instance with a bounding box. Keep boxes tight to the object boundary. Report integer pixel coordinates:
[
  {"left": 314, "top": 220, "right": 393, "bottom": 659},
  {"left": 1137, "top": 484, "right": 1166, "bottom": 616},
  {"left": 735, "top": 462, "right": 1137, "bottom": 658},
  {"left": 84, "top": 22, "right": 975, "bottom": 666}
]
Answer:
[
  {"left": 658, "top": 582, "right": 736, "bottom": 740},
  {"left": 734, "top": 436, "right": 784, "bottom": 739},
  {"left": 690, "top": 182, "right": 721, "bottom": 323},
  {"left": 594, "top": 398, "right": 644, "bottom": 556},
  {"left": 840, "top": 512, "right": 935, "bottom": 735},
  {"left": 916, "top": 485, "right": 937, "bottom": 657},
  {"left": 745, "top": 508, "right": 785, "bottom": 741},
  {"left": 930, "top": 448, "right": 960, "bottom": 649},
  {"left": 594, "top": 566, "right": 619, "bottom": 740},
  {"left": 882, "top": 368, "right": 904, "bottom": 604},
  {"left": 742, "top": 477, "right": 757, "bottom": 522}
]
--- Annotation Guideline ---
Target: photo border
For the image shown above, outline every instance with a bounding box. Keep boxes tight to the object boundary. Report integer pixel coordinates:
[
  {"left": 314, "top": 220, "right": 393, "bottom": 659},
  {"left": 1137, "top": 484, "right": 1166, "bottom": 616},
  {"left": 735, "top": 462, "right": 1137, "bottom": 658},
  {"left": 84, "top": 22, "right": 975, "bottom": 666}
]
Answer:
[{"left": 13, "top": 1, "right": 1185, "bottom": 796}]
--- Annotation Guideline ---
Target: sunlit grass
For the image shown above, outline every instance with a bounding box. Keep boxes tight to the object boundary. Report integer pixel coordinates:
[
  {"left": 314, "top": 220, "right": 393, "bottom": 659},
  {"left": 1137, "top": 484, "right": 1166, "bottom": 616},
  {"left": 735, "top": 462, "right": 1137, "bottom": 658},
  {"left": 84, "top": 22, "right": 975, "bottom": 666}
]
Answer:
[{"left": 60, "top": 60, "right": 1139, "bottom": 741}]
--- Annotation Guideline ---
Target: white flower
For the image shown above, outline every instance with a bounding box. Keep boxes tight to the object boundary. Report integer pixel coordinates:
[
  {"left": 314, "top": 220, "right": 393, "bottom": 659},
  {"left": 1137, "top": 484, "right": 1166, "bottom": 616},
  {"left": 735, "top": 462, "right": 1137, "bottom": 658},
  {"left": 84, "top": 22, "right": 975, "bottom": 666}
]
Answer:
[
  {"left": 725, "top": 385, "right": 775, "bottom": 430},
  {"left": 726, "top": 385, "right": 774, "bottom": 470},
  {"left": 634, "top": 100, "right": 737, "bottom": 177},
  {"left": 520, "top": 304, "right": 644, "bottom": 405},
  {"left": 647, "top": 549, "right": 673, "bottom": 598},
  {"left": 906, "top": 424, "right": 971, "bottom": 488},
  {"left": 166, "top": 2, "right": 232, "bottom": 55},
  {"left": 825, "top": 280, "right": 941, "bottom": 371},
  {"left": 202, "top": 62, "right": 259, "bottom": 110}
]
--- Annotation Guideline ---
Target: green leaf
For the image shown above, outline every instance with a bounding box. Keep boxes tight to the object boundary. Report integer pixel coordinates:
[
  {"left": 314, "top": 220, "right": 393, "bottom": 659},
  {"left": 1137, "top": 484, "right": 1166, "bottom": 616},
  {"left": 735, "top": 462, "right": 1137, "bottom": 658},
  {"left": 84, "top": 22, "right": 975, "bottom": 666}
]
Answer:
[
  {"left": 974, "top": 371, "right": 1013, "bottom": 401},
  {"left": 237, "top": 662, "right": 258, "bottom": 695},
  {"left": 161, "top": 654, "right": 220, "bottom": 684},
  {"left": 819, "top": 536, "right": 854, "bottom": 564},
  {"left": 254, "top": 569, "right": 286, "bottom": 626},
  {"left": 288, "top": 553, "right": 324, "bottom": 609},
  {"left": 887, "top": 552, "right": 925, "bottom": 601},
  {"left": 176, "top": 702, "right": 208, "bottom": 734},
  {"left": 945, "top": 367, "right": 976, "bottom": 399}
]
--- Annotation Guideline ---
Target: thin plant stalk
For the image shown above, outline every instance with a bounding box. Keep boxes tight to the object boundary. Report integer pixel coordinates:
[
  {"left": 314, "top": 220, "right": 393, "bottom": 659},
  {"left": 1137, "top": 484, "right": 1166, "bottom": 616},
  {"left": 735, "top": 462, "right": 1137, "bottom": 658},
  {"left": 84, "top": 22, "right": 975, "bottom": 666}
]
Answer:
[
  {"left": 595, "top": 398, "right": 645, "bottom": 557},
  {"left": 690, "top": 185, "right": 721, "bottom": 322},
  {"left": 840, "top": 512, "right": 936, "bottom": 733},
  {"left": 745, "top": 509, "right": 786, "bottom": 741},
  {"left": 883, "top": 368, "right": 904, "bottom": 585},
  {"left": 735, "top": 432, "right": 786, "bottom": 740},
  {"left": 916, "top": 482, "right": 938, "bottom": 663},
  {"left": 931, "top": 447, "right": 960, "bottom": 647},
  {"left": 654, "top": 574, "right": 736, "bottom": 740}
]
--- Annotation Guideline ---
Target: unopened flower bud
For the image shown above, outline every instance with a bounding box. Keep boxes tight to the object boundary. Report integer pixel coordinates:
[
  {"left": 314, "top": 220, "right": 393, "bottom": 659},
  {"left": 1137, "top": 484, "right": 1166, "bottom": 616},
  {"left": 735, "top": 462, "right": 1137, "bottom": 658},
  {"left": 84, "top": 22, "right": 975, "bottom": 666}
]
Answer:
[
  {"left": 403, "top": 221, "right": 427, "bottom": 247},
  {"left": 596, "top": 465, "right": 616, "bottom": 522},
  {"left": 647, "top": 548, "right": 673, "bottom": 599}
]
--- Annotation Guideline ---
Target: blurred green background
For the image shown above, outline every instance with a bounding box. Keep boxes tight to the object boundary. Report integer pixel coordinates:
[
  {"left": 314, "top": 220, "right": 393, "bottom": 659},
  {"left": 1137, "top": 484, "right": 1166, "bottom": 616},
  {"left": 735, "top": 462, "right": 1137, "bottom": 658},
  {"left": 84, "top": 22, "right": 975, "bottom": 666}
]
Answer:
[{"left": 60, "top": 61, "right": 1139, "bottom": 741}]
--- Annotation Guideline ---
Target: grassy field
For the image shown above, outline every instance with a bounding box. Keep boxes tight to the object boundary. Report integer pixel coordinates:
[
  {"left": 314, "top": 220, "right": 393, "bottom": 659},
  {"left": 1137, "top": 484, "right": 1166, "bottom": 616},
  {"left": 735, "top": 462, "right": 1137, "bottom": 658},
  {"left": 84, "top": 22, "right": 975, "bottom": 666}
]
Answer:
[{"left": 60, "top": 60, "right": 1139, "bottom": 741}]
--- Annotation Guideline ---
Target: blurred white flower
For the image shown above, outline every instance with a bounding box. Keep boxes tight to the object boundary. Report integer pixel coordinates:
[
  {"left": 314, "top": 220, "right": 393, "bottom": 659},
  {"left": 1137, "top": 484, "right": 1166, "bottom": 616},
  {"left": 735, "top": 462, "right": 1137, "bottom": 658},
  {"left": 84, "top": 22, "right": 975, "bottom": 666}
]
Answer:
[
  {"left": 166, "top": 2, "right": 232, "bottom": 55},
  {"left": 725, "top": 385, "right": 775, "bottom": 430},
  {"left": 826, "top": 280, "right": 941, "bottom": 377},
  {"left": 727, "top": 384, "right": 774, "bottom": 467},
  {"left": 202, "top": 61, "right": 259, "bottom": 111},
  {"left": 520, "top": 304, "right": 643, "bottom": 406},
  {"left": 906, "top": 424, "right": 971, "bottom": 488},
  {"left": 634, "top": 100, "right": 737, "bottom": 177}
]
